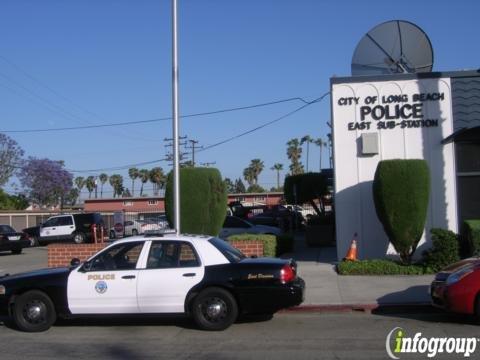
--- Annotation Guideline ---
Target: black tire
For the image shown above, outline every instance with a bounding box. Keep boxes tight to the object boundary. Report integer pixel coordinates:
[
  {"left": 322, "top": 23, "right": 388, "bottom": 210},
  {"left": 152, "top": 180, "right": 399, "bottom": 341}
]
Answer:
[
  {"left": 12, "top": 290, "right": 57, "bottom": 332},
  {"left": 73, "top": 232, "right": 86, "bottom": 244},
  {"left": 30, "top": 236, "right": 39, "bottom": 247},
  {"left": 131, "top": 229, "right": 138, "bottom": 236},
  {"left": 11, "top": 248, "right": 22, "bottom": 255},
  {"left": 191, "top": 287, "right": 238, "bottom": 331}
]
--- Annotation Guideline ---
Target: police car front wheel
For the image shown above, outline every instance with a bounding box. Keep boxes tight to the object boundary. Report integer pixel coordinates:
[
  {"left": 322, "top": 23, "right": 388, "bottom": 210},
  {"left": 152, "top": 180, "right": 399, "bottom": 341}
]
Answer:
[
  {"left": 12, "top": 290, "right": 57, "bottom": 332},
  {"left": 191, "top": 287, "right": 238, "bottom": 331}
]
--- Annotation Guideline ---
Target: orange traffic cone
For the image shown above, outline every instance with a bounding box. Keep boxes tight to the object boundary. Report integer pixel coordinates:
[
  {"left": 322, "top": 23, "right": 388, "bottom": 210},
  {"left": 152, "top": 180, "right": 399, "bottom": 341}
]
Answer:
[{"left": 343, "top": 233, "right": 358, "bottom": 261}]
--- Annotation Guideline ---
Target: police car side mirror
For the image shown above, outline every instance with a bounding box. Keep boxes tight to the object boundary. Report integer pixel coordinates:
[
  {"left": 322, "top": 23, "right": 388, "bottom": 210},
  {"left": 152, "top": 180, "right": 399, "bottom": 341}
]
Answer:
[{"left": 70, "top": 258, "right": 81, "bottom": 267}]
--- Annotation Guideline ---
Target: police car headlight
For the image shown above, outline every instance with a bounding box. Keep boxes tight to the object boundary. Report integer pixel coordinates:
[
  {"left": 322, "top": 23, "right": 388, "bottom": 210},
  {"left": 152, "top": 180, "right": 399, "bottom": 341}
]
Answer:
[{"left": 0, "top": 285, "right": 5, "bottom": 295}]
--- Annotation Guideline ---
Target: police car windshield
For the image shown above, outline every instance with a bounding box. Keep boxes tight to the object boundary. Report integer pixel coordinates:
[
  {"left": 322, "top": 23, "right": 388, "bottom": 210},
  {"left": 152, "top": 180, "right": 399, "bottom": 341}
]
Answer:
[{"left": 209, "top": 237, "right": 246, "bottom": 263}]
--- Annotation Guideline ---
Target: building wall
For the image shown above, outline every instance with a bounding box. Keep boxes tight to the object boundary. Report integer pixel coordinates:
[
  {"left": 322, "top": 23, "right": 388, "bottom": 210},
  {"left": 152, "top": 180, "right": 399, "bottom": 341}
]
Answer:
[{"left": 332, "top": 77, "right": 457, "bottom": 260}]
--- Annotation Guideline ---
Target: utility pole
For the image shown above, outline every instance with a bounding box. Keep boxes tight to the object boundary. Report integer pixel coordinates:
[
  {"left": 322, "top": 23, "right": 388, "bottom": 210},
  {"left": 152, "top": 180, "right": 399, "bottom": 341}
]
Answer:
[
  {"left": 171, "top": 0, "right": 180, "bottom": 235},
  {"left": 186, "top": 139, "right": 203, "bottom": 167}
]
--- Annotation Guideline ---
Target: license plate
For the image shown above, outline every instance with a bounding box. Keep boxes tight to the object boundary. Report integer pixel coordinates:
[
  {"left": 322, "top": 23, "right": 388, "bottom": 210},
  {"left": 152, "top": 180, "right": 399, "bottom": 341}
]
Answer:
[{"left": 8, "top": 236, "right": 20, "bottom": 241}]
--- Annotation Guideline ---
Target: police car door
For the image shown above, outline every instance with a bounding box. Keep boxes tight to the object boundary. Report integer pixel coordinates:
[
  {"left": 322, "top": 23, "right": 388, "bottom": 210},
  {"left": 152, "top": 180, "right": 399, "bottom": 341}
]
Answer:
[
  {"left": 67, "top": 241, "right": 146, "bottom": 314},
  {"left": 137, "top": 240, "right": 204, "bottom": 313}
]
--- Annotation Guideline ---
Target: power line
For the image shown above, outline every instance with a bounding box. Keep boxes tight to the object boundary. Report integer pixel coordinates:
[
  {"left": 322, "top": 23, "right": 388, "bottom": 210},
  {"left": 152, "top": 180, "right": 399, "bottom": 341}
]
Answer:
[
  {"left": 0, "top": 96, "right": 314, "bottom": 133},
  {"left": 63, "top": 91, "right": 330, "bottom": 173}
]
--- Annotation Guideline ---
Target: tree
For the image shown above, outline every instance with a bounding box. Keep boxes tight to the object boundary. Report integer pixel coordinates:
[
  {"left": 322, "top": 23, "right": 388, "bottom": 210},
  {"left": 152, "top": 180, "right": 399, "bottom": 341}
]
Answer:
[
  {"left": 247, "top": 184, "right": 265, "bottom": 193},
  {"left": 314, "top": 138, "right": 327, "bottom": 171},
  {"left": 249, "top": 159, "right": 264, "bottom": 184},
  {"left": 300, "top": 135, "right": 314, "bottom": 172},
  {"left": 18, "top": 157, "right": 73, "bottom": 208},
  {"left": 64, "top": 188, "right": 80, "bottom": 206},
  {"left": 287, "top": 138, "right": 304, "bottom": 175},
  {"left": 128, "top": 168, "right": 139, "bottom": 196},
  {"left": 234, "top": 178, "right": 246, "bottom": 193},
  {"left": 284, "top": 173, "right": 328, "bottom": 216},
  {"left": 243, "top": 167, "right": 255, "bottom": 187},
  {"left": 138, "top": 169, "right": 150, "bottom": 196},
  {"left": 122, "top": 188, "right": 132, "bottom": 197},
  {"left": 85, "top": 176, "right": 96, "bottom": 199},
  {"left": 373, "top": 159, "right": 430, "bottom": 264},
  {"left": 99, "top": 173, "right": 108, "bottom": 198},
  {"left": 223, "top": 178, "right": 236, "bottom": 194},
  {"left": 0, "top": 133, "right": 24, "bottom": 187},
  {"left": 149, "top": 167, "right": 166, "bottom": 196},
  {"left": 0, "top": 189, "right": 29, "bottom": 210},
  {"left": 109, "top": 174, "right": 124, "bottom": 198},
  {"left": 271, "top": 163, "right": 283, "bottom": 190}
]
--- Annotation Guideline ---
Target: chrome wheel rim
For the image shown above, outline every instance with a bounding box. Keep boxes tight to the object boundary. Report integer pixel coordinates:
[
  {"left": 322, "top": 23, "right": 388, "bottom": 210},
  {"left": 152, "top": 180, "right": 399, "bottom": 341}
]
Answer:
[
  {"left": 22, "top": 300, "right": 47, "bottom": 325},
  {"left": 201, "top": 297, "right": 227, "bottom": 323}
]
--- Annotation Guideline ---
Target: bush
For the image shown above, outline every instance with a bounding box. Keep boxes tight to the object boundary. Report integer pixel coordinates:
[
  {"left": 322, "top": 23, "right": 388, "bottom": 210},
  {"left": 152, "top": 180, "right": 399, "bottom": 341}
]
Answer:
[
  {"left": 422, "top": 229, "right": 460, "bottom": 272},
  {"left": 227, "top": 234, "right": 277, "bottom": 257},
  {"left": 461, "top": 220, "right": 480, "bottom": 258},
  {"left": 165, "top": 167, "right": 227, "bottom": 236},
  {"left": 373, "top": 159, "right": 430, "bottom": 264},
  {"left": 337, "top": 259, "right": 432, "bottom": 275}
]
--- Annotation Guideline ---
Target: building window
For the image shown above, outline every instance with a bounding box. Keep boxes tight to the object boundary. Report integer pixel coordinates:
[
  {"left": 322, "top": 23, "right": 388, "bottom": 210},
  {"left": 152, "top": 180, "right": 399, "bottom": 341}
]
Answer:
[
  {"left": 254, "top": 196, "right": 265, "bottom": 202},
  {"left": 235, "top": 196, "right": 245, "bottom": 202},
  {"left": 123, "top": 201, "right": 133, "bottom": 206},
  {"left": 148, "top": 200, "right": 158, "bottom": 206}
]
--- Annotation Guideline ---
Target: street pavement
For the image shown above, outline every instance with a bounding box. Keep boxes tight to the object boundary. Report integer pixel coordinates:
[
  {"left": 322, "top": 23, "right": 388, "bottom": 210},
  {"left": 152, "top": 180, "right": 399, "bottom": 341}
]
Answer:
[{"left": 1, "top": 312, "right": 478, "bottom": 359}]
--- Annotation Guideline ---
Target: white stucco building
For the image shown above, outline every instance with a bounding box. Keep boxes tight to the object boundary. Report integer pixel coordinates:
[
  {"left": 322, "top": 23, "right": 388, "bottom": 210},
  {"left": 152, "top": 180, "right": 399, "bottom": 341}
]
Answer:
[{"left": 331, "top": 71, "right": 480, "bottom": 260}]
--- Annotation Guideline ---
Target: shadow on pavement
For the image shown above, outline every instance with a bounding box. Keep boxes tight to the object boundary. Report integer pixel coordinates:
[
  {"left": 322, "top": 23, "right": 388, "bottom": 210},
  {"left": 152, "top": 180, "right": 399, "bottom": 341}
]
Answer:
[
  {"left": 376, "top": 285, "right": 431, "bottom": 305},
  {"left": 372, "top": 307, "right": 478, "bottom": 326}
]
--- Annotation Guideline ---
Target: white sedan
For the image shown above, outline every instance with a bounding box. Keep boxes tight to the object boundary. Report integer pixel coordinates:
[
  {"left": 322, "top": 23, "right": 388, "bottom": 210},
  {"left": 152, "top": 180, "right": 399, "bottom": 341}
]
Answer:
[{"left": 109, "top": 219, "right": 168, "bottom": 239}]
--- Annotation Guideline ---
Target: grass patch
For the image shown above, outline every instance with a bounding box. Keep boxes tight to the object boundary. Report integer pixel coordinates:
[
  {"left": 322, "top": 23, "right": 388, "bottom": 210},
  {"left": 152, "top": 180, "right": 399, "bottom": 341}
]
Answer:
[{"left": 337, "top": 259, "right": 435, "bottom": 275}]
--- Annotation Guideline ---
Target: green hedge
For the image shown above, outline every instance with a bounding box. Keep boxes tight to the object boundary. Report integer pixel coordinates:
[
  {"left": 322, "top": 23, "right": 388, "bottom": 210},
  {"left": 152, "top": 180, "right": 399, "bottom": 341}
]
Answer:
[
  {"left": 165, "top": 167, "right": 227, "bottom": 236},
  {"left": 373, "top": 159, "right": 430, "bottom": 264},
  {"left": 461, "top": 220, "right": 480, "bottom": 258},
  {"left": 227, "top": 234, "right": 294, "bottom": 257},
  {"left": 422, "top": 228, "right": 460, "bottom": 272},
  {"left": 337, "top": 259, "right": 433, "bottom": 275}
]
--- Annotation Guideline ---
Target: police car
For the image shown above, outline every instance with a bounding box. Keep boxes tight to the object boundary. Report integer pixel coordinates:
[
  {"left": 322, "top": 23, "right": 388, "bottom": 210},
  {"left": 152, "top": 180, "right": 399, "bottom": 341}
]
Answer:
[{"left": 0, "top": 233, "right": 305, "bottom": 332}]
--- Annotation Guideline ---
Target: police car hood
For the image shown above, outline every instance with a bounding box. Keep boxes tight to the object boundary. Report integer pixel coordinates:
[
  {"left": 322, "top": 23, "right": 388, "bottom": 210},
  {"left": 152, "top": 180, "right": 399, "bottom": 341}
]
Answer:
[{"left": 0, "top": 267, "right": 71, "bottom": 283}]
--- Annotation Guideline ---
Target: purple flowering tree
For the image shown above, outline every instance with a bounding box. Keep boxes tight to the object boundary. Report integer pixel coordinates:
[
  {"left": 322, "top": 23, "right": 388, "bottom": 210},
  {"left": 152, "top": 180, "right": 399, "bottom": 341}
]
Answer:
[{"left": 19, "top": 157, "right": 73, "bottom": 208}]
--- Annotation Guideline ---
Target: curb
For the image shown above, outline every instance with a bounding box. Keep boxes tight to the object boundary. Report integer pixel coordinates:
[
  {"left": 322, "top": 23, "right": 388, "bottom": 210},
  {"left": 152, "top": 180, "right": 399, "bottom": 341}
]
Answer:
[{"left": 282, "top": 302, "right": 438, "bottom": 314}]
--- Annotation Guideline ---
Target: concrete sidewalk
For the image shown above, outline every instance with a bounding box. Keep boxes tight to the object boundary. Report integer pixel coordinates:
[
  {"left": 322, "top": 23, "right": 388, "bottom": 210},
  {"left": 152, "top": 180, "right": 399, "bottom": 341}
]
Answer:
[{"left": 283, "top": 232, "right": 434, "bottom": 309}]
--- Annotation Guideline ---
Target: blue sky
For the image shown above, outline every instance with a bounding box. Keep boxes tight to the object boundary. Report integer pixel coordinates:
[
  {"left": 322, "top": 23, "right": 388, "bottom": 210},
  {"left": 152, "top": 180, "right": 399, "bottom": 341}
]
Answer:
[{"left": 0, "top": 0, "right": 478, "bottom": 198}]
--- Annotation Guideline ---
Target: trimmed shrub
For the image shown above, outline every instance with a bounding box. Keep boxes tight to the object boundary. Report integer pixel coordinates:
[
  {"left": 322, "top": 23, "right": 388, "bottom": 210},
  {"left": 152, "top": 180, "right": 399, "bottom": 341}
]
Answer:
[
  {"left": 373, "top": 159, "right": 430, "bottom": 264},
  {"left": 284, "top": 173, "right": 327, "bottom": 216},
  {"left": 337, "top": 259, "right": 432, "bottom": 275},
  {"left": 228, "top": 234, "right": 276, "bottom": 257},
  {"left": 165, "top": 167, "right": 227, "bottom": 236},
  {"left": 461, "top": 220, "right": 480, "bottom": 258},
  {"left": 422, "top": 228, "right": 460, "bottom": 272}
]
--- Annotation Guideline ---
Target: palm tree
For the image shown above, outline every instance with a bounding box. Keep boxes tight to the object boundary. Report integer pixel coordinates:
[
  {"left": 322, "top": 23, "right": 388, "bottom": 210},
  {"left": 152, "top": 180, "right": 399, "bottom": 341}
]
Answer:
[
  {"left": 109, "top": 174, "right": 124, "bottom": 198},
  {"left": 128, "top": 168, "right": 139, "bottom": 196},
  {"left": 85, "top": 176, "right": 96, "bottom": 199},
  {"left": 149, "top": 167, "right": 165, "bottom": 196},
  {"left": 287, "top": 138, "right": 304, "bottom": 175},
  {"left": 74, "top": 176, "right": 85, "bottom": 192},
  {"left": 301, "top": 135, "right": 314, "bottom": 172},
  {"left": 98, "top": 173, "right": 108, "bottom": 198},
  {"left": 314, "top": 138, "right": 327, "bottom": 172},
  {"left": 138, "top": 169, "right": 150, "bottom": 196},
  {"left": 243, "top": 167, "right": 255, "bottom": 187},
  {"left": 249, "top": 159, "right": 264, "bottom": 185},
  {"left": 271, "top": 163, "right": 283, "bottom": 190}
]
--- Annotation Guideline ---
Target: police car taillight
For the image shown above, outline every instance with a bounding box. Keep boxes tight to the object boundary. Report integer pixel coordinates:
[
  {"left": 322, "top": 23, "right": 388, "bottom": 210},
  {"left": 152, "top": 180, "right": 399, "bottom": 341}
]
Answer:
[{"left": 280, "top": 264, "right": 296, "bottom": 284}]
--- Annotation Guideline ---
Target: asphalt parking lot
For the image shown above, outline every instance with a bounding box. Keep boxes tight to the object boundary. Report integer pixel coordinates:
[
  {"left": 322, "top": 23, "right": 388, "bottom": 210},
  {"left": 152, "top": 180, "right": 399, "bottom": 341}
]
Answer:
[{"left": 0, "top": 246, "right": 48, "bottom": 275}]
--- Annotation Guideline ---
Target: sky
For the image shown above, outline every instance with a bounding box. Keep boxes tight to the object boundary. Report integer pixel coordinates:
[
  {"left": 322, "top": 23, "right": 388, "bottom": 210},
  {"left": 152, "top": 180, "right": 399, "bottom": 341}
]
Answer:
[{"left": 0, "top": 0, "right": 478, "bottom": 199}]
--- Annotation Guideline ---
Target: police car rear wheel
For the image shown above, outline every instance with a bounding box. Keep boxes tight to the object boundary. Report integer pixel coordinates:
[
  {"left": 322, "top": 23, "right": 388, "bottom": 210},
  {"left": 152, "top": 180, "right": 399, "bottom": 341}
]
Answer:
[
  {"left": 192, "top": 287, "right": 238, "bottom": 331},
  {"left": 73, "top": 232, "right": 85, "bottom": 244},
  {"left": 13, "top": 290, "right": 56, "bottom": 332}
]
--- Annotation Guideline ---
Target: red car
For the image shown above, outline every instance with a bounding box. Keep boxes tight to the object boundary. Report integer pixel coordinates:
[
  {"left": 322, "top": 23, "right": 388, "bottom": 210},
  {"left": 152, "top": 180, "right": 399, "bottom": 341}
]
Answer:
[{"left": 430, "top": 258, "right": 480, "bottom": 316}]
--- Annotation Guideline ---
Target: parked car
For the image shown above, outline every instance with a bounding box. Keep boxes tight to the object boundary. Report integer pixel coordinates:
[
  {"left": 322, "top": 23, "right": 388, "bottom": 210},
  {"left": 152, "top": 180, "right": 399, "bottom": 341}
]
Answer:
[
  {"left": 0, "top": 233, "right": 305, "bottom": 332},
  {"left": 0, "top": 225, "right": 30, "bottom": 255},
  {"left": 219, "top": 216, "right": 282, "bottom": 240},
  {"left": 109, "top": 219, "right": 168, "bottom": 239},
  {"left": 39, "top": 213, "right": 104, "bottom": 245},
  {"left": 249, "top": 205, "right": 304, "bottom": 230},
  {"left": 431, "top": 258, "right": 480, "bottom": 318},
  {"left": 22, "top": 225, "right": 41, "bottom": 247}
]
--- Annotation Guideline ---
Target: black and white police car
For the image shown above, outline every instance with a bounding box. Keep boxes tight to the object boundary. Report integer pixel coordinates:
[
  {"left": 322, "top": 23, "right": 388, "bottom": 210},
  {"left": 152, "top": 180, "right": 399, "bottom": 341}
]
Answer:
[{"left": 0, "top": 233, "right": 305, "bottom": 332}]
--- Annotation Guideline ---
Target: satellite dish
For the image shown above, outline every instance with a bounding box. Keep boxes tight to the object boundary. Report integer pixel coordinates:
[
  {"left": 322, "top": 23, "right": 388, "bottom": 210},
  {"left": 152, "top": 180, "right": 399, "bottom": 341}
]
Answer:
[{"left": 351, "top": 20, "right": 433, "bottom": 76}]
